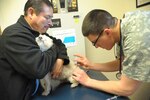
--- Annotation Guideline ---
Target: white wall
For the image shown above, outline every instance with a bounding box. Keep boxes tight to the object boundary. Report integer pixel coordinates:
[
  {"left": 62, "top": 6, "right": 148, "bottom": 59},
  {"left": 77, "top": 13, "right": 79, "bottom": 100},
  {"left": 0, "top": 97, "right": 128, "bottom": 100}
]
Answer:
[{"left": 0, "top": 0, "right": 27, "bottom": 30}]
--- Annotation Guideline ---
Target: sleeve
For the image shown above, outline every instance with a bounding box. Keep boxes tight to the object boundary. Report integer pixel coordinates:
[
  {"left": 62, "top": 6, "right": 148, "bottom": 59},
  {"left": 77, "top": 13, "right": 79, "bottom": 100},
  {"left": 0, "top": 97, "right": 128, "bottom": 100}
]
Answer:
[
  {"left": 122, "top": 11, "right": 150, "bottom": 82},
  {"left": 3, "top": 28, "right": 58, "bottom": 79},
  {"left": 44, "top": 33, "right": 70, "bottom": 65}
]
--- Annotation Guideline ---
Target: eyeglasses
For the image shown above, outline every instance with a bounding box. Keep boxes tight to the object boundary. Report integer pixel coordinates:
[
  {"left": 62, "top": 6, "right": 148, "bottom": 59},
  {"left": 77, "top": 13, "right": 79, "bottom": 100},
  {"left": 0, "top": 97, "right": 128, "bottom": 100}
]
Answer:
[{"left": 92, "top": 30, "right": 104, "bottom": 46}]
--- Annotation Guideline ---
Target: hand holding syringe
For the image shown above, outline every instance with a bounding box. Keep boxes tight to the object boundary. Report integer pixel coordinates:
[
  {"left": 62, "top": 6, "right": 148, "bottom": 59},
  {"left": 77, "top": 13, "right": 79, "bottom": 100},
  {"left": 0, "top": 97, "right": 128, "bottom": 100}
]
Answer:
[{"left": 74, "top": 54, "right": 89, "bottom": 73}]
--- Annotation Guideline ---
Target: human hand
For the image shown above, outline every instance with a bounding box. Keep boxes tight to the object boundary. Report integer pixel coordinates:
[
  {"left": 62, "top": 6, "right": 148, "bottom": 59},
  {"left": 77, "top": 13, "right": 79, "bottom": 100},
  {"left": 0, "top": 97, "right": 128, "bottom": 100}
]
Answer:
[
  {"left": 72, "top": 67, "right": 90, "bottom": 87},
  {"left": 51, "top": 59, "right": 64, "bottom": 79},
  {"left": 74, "top": 54, "right": 91, "bottom": 69}
]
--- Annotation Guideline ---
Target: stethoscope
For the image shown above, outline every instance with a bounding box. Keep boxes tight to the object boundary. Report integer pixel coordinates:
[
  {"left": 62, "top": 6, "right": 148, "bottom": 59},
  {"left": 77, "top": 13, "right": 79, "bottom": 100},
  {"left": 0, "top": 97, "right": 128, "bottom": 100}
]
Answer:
[{"left": 115, "top": 19, "right": 123, "bottom": 80}]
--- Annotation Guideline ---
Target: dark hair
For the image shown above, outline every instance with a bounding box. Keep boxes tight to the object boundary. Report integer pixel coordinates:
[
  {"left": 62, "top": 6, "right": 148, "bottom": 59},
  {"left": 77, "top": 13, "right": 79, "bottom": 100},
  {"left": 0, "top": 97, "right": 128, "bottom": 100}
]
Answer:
[
  {"left": 24, "top": 0, "right": 53, "bottom": 16},
  {"left": 82, "top": 9, "right": 117, "bottom": 36}
]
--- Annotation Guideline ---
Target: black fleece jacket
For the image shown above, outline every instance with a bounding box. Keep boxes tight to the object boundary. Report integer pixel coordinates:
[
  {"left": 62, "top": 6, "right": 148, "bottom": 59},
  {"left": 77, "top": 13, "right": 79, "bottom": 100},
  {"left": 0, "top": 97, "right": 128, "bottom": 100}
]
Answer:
[{"left": 0, "top": 15, "right": 69, "bottom": 100}]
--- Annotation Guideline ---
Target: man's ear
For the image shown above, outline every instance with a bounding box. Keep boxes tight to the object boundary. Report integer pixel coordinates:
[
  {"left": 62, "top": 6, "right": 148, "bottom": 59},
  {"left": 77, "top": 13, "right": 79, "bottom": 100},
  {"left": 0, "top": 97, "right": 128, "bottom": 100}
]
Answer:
[
  {"left": 27, "top": 7, "right": 35, "bottom": 19},
  {"left": 104, "top": 28, "right": 112, "bottom": 36}
]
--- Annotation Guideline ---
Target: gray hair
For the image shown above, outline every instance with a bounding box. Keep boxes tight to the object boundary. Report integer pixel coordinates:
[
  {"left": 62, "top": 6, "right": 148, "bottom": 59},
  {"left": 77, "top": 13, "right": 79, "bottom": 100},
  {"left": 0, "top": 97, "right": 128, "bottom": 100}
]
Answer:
[{"left": 24, "top": 0, "right": 53, "bottom": 16}]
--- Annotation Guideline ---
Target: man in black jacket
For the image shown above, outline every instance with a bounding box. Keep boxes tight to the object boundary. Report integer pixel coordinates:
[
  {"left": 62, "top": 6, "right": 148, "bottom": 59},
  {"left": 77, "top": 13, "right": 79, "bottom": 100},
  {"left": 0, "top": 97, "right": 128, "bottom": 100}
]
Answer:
[{"left": 0, "top": 0, "right": 69, "bottom": 100}]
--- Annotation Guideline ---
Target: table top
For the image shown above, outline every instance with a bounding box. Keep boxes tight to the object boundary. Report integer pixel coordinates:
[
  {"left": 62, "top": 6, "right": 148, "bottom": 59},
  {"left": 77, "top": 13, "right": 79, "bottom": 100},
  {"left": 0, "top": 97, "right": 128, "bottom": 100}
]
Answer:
[{"left": 32, "top": 70, "right": 129, "bottom": 100}]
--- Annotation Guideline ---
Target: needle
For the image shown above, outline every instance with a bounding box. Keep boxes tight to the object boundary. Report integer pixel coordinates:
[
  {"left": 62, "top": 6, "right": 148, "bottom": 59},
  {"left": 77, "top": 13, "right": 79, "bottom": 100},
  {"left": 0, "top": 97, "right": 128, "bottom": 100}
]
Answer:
[{"left": 106, "top": 95, "right": 119, "bottom": 100}]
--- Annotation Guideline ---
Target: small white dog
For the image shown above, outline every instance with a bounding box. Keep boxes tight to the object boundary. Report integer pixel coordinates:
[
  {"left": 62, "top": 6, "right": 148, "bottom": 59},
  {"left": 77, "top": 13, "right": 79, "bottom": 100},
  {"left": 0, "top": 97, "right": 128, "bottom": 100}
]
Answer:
[{"left": 36, "top": 34, "right": 79, "bottom": 96}]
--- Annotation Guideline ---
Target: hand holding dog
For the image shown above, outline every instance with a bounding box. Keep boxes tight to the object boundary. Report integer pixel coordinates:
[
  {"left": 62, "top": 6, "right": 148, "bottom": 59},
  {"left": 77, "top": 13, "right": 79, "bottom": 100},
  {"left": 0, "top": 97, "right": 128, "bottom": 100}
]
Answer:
[
  {"left": 72, "top": 67, "right": 90, "bottom": 87},
  {"left": 51, "top": 58, "right": 64, "bottom": 78}
]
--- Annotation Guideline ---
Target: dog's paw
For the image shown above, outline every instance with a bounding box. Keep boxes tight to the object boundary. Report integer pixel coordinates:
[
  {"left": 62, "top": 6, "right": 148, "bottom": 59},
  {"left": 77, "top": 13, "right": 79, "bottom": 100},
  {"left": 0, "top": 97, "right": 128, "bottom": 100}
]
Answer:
[
  {"left": 42, "top": 91, "right": 49, "bottom": 96},
  {"left": 71, "top": 83, "right": 79, "bottom": 88}
]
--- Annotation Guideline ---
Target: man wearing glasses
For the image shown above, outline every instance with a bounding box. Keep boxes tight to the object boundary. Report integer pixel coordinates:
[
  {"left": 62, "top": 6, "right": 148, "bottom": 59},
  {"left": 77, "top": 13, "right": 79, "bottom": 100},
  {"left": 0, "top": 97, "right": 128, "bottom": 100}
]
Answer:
[{"left": 73, "top": 9, "right": 150, "bottom": 99}]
